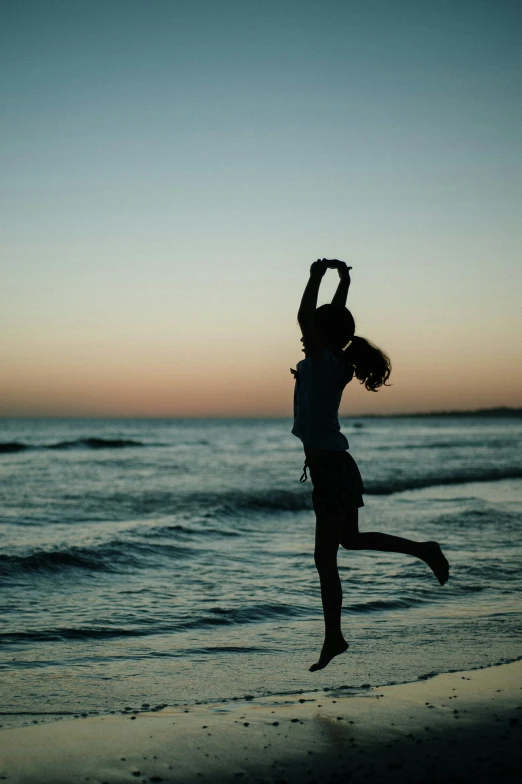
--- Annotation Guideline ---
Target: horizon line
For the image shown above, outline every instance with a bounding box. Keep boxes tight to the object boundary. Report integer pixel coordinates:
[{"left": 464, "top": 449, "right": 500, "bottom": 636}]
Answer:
[{"left": 1, "top": 406, "right": 521, "bottom": 420}]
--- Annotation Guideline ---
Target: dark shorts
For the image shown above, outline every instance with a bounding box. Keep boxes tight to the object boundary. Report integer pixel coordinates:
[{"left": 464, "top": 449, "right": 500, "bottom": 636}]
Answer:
[{"left": 302, "top": 447, "right": 365, "bottom": 517}]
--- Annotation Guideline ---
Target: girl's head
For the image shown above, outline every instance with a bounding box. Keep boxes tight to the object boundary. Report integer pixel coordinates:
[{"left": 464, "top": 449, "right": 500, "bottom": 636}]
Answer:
[
  {"left": 314, "top": 304, "right": 355, "bottom": 350},
  {"left": 313, "top": 304, "right": 391, "bottom": 392}
]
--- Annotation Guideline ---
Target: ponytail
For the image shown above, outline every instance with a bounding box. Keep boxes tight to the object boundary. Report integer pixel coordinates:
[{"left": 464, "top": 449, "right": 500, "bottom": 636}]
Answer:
[
  {"left": 344, "top": 336, "right": 391, "bottom": 392},
  {"left": 313, "top": 304, "right": 391, "bottom": 391}
]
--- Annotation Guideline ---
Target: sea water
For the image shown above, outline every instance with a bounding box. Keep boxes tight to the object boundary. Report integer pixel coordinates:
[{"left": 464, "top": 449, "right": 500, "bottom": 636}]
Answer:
[{"left": 1, "top": 416, "right": 521, "bottom": 727}]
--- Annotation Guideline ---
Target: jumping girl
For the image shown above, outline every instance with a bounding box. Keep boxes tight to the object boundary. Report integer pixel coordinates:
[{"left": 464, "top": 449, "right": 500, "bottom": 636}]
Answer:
[{"left": 291, "top": 259, "right": 450, "bottom": 672}]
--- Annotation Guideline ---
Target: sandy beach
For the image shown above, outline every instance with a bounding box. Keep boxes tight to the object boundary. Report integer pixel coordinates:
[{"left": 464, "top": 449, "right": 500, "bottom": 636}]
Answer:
[{"left": 1, "top": 660, "right": 520, "bottom": 783}]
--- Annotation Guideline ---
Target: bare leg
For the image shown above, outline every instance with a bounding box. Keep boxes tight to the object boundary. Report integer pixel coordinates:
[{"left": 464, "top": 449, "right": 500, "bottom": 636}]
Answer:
[
  {"left": 310, "top": 512, "right": 349, "bottom": 672},
  {"left": 341, "top": 508, "right": 449, "bottom": 585}
]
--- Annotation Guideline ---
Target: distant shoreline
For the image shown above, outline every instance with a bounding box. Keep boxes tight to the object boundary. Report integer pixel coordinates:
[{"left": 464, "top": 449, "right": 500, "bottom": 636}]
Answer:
[
  {"left": 357, "top": 406, "right": 522, "bottom": 419},
  {"left": 1, "top": 406, "right": 521, "bottom": 419}
]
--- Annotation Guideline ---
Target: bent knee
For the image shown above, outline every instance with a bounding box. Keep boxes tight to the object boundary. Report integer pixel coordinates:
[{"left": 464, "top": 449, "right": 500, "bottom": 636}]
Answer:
[{"left": 341, "top": 533, "right": 362, "bottom": 550}]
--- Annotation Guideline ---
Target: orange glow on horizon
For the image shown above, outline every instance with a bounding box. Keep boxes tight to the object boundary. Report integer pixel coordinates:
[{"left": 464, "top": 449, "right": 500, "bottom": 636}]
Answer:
[{"left": 1, "top": 347, "right": 520, "bottom": 418}]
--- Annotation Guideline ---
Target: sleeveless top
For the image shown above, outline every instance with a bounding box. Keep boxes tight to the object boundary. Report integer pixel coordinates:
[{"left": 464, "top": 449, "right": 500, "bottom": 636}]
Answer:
[{"left": 292, "top": 348, "right": 353, "bottom": 451}]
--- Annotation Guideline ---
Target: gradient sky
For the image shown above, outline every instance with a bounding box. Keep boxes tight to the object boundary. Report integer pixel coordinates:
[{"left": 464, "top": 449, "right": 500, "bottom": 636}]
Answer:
[{"left": 1, "top": 0, "right": 521, "bottom": 416}]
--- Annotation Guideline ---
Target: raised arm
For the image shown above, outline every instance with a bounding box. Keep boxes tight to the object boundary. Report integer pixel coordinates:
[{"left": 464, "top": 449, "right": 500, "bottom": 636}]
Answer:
[
  {"left": 297, "top": 259, "right": 328, "bottom": 355},
  {"left": 298, "top": 259, "right": 327, "bottom": 322},
  {"left": 329, "top": 260, "right": 352, "bottom": 308}
]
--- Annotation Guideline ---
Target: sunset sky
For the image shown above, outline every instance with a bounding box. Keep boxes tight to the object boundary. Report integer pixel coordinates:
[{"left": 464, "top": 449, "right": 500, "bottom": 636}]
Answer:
[{"left": 1, "top": 0, "right": 521, "bottom": 416}]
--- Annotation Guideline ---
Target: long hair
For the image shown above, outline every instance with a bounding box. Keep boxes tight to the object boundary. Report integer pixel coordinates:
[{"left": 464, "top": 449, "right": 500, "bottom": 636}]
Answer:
[{"left": 314, "top": 304, "right": 391, "bottom": 391}]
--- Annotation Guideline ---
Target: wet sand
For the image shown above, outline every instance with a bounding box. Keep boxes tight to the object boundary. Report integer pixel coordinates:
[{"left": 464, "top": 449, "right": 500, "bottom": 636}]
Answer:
[{"left": 1, "top": 660, "right": 521, "bottom": 783}]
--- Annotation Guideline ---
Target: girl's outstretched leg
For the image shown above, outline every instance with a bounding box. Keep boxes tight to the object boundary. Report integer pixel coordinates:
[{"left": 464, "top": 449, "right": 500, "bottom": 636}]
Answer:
[
  {"left": 341, "top": 508, "right": 449, "bottom": 585},
  {"left": 310, "top": 512, "right": 349, "bottom": 672}
]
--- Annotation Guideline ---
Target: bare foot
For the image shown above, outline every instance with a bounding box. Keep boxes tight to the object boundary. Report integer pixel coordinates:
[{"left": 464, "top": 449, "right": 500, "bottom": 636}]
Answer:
[
  {"left": 309, "top": 634, "right": 349, "bottom": 672},
  {"left": 423, "top": 541, "right": 450, "bottom": 585}
]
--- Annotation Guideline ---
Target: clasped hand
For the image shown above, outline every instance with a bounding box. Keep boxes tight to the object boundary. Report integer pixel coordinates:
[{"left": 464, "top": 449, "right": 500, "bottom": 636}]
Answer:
[{"left": 310, "top": 258, "right": 352, "bottom": 280}]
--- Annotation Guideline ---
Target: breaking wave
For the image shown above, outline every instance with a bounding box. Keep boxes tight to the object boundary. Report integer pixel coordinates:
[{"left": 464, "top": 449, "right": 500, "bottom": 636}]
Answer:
[{"left": 0, "top": 438, "right": 144, "bottom": 453}]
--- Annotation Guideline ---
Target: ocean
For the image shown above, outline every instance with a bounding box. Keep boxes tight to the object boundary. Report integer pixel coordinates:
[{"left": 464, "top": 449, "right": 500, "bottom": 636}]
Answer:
[{"left": 1, "top": 416, "right": 521, "bottom": 728}]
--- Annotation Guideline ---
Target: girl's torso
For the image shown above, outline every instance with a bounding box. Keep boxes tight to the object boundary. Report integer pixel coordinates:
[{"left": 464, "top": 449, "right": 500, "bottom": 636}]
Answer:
[{"left": 292, "top": 348, "right": 353, "bottom": 451}]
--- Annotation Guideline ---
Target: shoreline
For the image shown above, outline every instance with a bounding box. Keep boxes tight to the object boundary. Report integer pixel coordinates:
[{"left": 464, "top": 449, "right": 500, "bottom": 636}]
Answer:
[
  {"left": 1, "top": 660, "right": 521, "bottom": 783},
  {"left": 2, "top": 656, "right": 522, "bottom": 732}
]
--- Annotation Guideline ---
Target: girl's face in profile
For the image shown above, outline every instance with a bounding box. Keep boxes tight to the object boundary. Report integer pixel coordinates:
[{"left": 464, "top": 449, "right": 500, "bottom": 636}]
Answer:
[{"left": 301, "top": 329, "right": 328, "bottom": 357}]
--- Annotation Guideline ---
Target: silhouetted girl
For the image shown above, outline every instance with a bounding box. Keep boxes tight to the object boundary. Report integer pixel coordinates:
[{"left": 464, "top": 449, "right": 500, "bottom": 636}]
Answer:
[{"left": 291, "top": 259, "right": 449, "bottom": 672}]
